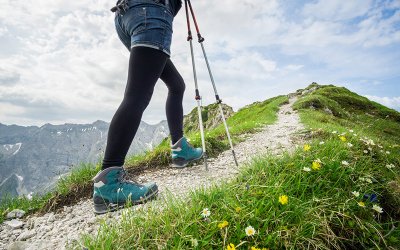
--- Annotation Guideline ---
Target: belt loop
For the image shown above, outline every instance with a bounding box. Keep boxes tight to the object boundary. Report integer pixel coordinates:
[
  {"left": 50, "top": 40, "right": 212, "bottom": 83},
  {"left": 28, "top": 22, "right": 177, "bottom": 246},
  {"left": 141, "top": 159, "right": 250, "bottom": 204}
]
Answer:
[
  {"left": 111, "top": 0, "right": 128, "bottom": 14},
  {"left": 165, "top": 0, "right": 169, "bottom": 7}
]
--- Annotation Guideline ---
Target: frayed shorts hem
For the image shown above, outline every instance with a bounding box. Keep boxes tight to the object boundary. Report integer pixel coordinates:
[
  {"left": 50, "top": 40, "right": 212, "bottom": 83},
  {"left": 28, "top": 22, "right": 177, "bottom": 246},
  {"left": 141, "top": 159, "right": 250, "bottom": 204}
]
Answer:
[{"left": 131, "top": 43, "right": 171, "bottom": 56}]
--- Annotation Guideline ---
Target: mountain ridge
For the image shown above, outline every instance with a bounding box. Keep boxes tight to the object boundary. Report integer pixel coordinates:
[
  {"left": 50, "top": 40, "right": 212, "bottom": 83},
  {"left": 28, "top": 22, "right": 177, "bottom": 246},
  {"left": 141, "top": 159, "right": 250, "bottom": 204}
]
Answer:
[{"left": 0, "top": 119, "right": 169, "bottom": 200}]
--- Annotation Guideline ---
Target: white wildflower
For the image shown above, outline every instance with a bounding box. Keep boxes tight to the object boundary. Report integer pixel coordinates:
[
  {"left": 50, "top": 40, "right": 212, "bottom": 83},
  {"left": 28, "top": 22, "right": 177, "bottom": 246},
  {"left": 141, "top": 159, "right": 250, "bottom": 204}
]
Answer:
[
  {"left": 347, "top": 143, "right": 353, "bottom": 148},
  {"left": 359, "top": 177, "right": 373, "bottom": 184},
  {"left": 201, "top": 208, "right": 211, "bottom": 218},
  {"left": 190, "top": 238, "right": 198, "bottom": 247},
  {"left": 386, "top": 164, "right": 395, "bottom": 169},
  {"left": 245, "top": 225, "right": 256, "bottom": 236},
  {"left": 342, "top": 161, "right": 350, "bottom": 166},
  {"left": 303, "top": 167, "right": 311, "bottom": 172},
  {"left": 372, "top": 204, "right": 383, "bottom": 213},
  {"left": 351, "top": 191, "right": 360, "bottom": 198}
]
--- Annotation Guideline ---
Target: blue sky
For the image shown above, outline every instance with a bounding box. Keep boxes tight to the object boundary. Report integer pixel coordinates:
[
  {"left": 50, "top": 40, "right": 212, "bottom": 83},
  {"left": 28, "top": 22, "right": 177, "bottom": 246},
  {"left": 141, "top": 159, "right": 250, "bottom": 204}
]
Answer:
[{"left": 0, "top": 0, "right": 399, "bottom": 126}]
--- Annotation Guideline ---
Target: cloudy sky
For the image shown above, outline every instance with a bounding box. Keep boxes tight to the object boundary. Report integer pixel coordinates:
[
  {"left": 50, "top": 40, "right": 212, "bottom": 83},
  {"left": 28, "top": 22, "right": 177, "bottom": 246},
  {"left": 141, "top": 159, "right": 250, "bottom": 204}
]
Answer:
[{"left": 0, "top": 0, "right": 399, "bottom": 126}]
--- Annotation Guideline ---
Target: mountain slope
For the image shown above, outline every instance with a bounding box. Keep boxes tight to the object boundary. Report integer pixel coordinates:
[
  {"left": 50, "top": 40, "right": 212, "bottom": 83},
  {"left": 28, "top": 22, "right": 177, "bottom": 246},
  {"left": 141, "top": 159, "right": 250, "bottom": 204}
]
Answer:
[
  {"left": 0, "top": 120, "right": 168, "bottom": 200},
  {"left": 79, "top": 83, "right": 400, "bottom": 249}
]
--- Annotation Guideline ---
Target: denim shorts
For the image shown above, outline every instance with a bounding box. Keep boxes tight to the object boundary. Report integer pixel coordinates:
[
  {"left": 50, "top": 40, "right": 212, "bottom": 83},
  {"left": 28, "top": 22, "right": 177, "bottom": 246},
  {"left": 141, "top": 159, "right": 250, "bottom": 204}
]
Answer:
[{"left": 114, "top": 0, "right": 174, "bottom": 56}]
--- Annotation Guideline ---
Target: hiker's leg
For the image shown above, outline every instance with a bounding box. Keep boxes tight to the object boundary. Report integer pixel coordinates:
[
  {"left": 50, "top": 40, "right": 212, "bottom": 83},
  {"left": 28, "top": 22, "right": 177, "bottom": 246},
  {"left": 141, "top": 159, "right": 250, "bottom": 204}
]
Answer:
[
  {"left": 161, "top": 60, "right": 203, "bottom": 168},
  {"left": 102, "top": 47, "right": 169, "bottom": 170},
  {"left": 160, "top": 59, "right": 185, "bottom": 145}
]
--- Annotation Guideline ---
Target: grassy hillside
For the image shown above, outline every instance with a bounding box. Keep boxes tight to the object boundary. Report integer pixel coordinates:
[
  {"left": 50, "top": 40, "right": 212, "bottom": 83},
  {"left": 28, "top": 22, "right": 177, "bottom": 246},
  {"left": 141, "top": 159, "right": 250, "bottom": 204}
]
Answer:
[
  {"left": 79, "top": 84, "right": 400, "bottom": 249},
  {"left": 0, "top": 96, "right": 288, "bottom": 223}
]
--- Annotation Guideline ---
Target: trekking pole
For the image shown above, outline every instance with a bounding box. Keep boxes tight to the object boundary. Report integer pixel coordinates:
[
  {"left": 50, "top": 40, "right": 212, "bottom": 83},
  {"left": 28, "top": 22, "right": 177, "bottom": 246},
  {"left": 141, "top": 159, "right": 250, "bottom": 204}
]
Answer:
[
  {"left": 186, "top": 0, "right": 239, "bottom": 167},
  {"left": 184, "top": 0, "right": 208, "bottom": 170}
]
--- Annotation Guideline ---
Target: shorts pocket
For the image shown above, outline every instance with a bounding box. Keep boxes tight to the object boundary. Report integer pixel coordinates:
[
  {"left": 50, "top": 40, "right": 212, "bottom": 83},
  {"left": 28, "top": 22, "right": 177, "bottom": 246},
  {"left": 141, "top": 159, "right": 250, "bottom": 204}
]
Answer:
[{"left": 123, "top": 6, "right": 147, "bottom": 36}]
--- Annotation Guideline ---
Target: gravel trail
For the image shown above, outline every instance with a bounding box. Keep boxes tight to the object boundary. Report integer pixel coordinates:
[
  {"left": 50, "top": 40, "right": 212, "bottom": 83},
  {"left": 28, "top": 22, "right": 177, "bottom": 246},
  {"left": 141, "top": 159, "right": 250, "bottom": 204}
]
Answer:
[{"left": 0, "top": 97, "right": 305, "bottom": 250}]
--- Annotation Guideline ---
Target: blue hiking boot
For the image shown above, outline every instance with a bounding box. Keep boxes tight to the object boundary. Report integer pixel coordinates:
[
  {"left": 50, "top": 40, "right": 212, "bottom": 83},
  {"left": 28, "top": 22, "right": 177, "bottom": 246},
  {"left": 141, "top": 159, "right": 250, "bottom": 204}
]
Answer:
[
  {"left": 92, "top": 166, "right": 158, "bottom": 214},
  {"left": 171, "top": 137, "right": 203, "bottom": 168}
]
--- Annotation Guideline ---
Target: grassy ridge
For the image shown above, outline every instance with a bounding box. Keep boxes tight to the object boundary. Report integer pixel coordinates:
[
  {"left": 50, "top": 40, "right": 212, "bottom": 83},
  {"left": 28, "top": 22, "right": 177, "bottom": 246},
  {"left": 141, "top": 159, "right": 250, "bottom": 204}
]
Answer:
[
  {"left": 126, "top": 95, "right": 288, "bottom": 169},
  {"left": 79, "top": 84, "right": 400, "bottom": 249},
  {"left": 0, "top": 96, "right": 288, "bottom": 223}
]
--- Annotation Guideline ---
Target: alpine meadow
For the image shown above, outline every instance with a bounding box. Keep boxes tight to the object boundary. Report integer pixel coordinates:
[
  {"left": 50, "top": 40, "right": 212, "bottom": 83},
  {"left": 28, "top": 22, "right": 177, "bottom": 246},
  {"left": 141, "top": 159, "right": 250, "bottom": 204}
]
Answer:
[{"left": 1, "top": 83, "right": 399, "bottom": 249}]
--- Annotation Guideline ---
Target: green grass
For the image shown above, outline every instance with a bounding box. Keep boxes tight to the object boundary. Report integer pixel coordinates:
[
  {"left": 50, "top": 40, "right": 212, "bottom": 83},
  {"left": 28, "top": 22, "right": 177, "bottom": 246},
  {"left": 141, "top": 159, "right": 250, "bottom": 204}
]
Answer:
[
  {"left": 79, "top": 130, "right": 400, "bottom": 249},
  {"left": 77, "top": 84, "right": 400, "bottom": 249},
  {"left": 0, "top": 96, "right": 288, "bottom": 223}
]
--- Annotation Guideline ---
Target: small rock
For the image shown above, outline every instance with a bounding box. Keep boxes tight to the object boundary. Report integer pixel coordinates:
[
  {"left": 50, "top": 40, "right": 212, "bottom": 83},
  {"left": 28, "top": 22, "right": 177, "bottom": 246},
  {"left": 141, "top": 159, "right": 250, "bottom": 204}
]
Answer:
[
  {"left": 13, "top": 229, "right": 22, "bottom": 235},
  {"left": 6, "top": 209, "right": 26, "bottom": 219},
  {"left": 87, "top": 217, "right": 96, "bottom": 225},
  {"left": 65, "top": 213, "right": 74, "bottom": 220},
  {"left": 4, "top": 219, "right": 24, "bottom": 229},
  {"left": 9, "top": 234, "right": 17, "bottom": 241},
  {"left": 63, "top": 206, "right": 72, "bottom": 213},
  {"left": 41, "top": 225, "right": 53, "bottom": 232},
  {"left": 34, "top": 217, "right": 45, "bottom": 227},
  {"left": 16, "top": 230, "right": 36, "bottom": 241},
  {"left": 25, "top": 218, "right": 34, "bottom": 230},
  {"left": 6, "top": 241, "right": 29, "bottom": 250},
  {"left": 47, "top": 213, "right": 55, "bottom": 223}
]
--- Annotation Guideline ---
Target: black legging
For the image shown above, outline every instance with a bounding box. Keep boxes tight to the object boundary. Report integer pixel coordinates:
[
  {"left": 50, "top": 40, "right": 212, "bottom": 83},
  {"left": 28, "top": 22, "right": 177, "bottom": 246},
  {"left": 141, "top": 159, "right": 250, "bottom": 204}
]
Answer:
[{"left": 102, "top": 47, "right": 185, "bottom": 169}]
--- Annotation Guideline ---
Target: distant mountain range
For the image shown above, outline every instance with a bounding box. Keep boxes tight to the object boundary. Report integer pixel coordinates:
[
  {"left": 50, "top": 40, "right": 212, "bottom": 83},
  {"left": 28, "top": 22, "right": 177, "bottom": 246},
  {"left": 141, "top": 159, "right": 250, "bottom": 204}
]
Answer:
[{"left": 0, "top": 120, "right": 169, "bottom": 200}]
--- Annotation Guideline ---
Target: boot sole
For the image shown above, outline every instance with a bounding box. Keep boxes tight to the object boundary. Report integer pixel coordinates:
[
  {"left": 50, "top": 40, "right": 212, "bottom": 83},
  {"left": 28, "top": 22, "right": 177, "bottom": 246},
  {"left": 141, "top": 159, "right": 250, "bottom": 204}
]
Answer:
[
  {"left": 171, "top": 153, "right": 204, "bottom": 168},
  {"left": 93, "top": 189, "right": 159, "bottom": 215}
]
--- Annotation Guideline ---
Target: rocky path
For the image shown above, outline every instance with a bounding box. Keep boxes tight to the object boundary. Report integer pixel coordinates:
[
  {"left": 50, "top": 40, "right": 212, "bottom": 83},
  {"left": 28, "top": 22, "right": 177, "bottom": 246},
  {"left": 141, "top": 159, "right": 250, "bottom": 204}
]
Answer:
[{"left": 0, "top": 97, "right": 305, "bottom": 250}]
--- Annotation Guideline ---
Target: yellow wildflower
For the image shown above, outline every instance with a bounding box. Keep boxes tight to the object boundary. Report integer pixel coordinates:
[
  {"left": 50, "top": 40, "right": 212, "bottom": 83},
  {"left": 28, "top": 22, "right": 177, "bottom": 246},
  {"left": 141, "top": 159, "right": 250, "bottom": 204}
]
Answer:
[
  {"left": 218, "top": 221, "right": 229, "bottom": 229},
  {"left": 339, "top": 136, "right": 347, "bottom": 142},
  {"left": 251, "top": 247, "right": 261, "bottom": 250},
  {"left": 312, "top": 161, "right": 321, "bottom": 170},
  {"left": 358, "top": 201, "right": 366, "bottom": 207},
  {"left": 226, "top": 243, "right": 236, "bottom": 250},
  {"left": 303, "top": 144, "right": 311, "bottom": 151},
  {"left": 235, "top": 207, "right": 242, "bottom": 213},
  {"left": 279, "top": 195, "right": 289, "bottom": 205}
]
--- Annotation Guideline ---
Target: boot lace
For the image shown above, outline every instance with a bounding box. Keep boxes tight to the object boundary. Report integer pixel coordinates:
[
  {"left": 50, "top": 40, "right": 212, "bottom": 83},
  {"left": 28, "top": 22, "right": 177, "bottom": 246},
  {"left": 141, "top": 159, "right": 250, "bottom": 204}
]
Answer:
[{"left": 117, "top": 168, "right": 143, "bottom": 187}]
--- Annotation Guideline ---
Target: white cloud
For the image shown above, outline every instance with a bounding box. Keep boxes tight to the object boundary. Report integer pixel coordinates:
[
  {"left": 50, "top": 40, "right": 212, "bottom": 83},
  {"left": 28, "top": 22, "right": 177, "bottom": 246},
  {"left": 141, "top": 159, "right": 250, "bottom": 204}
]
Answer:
[
  {"left": 303, "top": 0, "right": 373, "bottom": 21},
  {"left": 365, "top": 95, "right": 400, "bottom": 111},
  {"left": 0, "top": 0, "right": 399, "bottom": 126},
  {"left": 285, "top": 64, "right": 304, "bottom": 71},
  {"left": 0, "top": 26, "right": 8, "bottom": 36}
]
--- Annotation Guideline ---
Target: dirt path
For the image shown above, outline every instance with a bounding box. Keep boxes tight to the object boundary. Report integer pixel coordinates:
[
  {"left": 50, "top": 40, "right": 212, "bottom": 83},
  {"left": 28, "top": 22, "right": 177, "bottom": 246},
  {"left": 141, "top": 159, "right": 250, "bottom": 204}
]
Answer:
[{"left": 0, "top": 97, "right": 305, "bottom": 250}]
